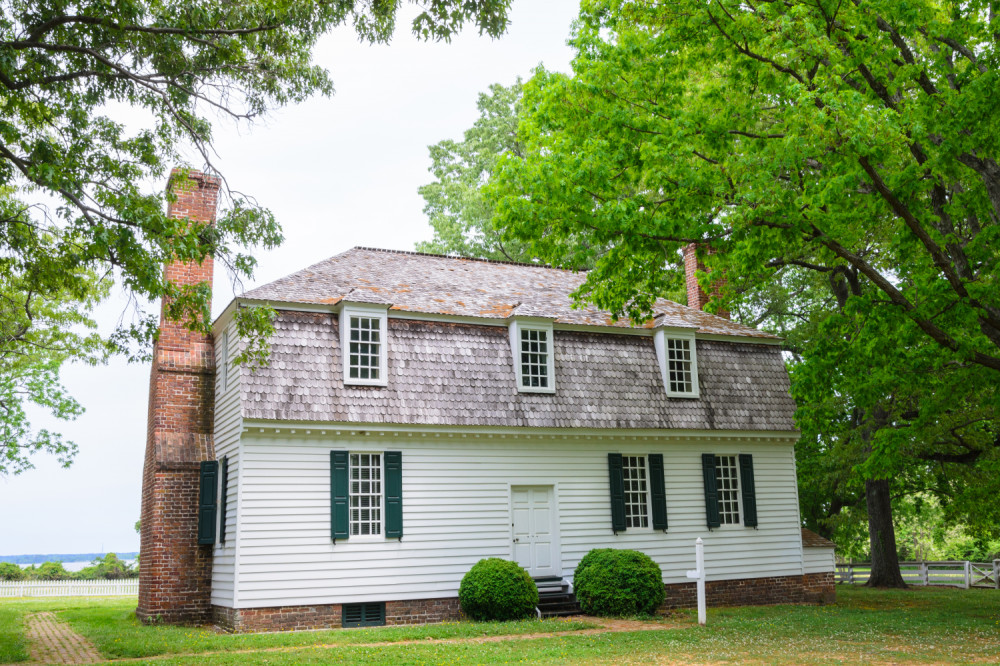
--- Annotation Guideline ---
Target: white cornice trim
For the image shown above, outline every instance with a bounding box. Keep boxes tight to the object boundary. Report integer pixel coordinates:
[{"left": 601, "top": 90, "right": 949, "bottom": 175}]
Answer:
[
  {"left": 240, "top": 419, "right": 800, "bottom": 443},
  {"left": 211, "top": 299, "right": 239, "bottom": 335},
  {"left": 696, "top": 332, "right": 783, "bottom": 346}
]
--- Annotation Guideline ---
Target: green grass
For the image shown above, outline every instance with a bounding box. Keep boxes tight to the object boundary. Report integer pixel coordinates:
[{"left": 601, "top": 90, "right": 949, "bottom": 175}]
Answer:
[
  {"left": 2, "top": 586, "right": 999, "bottom": 664},
  {"left": 0, "top": 601, "right": 28, "bottom": 664},
  {"left": 0, "top": 596, "right": 593, "bottom": 662}
]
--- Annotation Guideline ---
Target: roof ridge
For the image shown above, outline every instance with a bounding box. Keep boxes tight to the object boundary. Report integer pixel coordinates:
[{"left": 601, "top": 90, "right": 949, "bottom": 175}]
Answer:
[{"left": 350, "top": 246, "right": 585, "bottom": 272}]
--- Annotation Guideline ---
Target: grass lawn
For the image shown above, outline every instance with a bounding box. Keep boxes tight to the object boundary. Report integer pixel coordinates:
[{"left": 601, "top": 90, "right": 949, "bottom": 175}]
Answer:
[{"left": 1, "top": 586, "right": 999, "bottom": 664}]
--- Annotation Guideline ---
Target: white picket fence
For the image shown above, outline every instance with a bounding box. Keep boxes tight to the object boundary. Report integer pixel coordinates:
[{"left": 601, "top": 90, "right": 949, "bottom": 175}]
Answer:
[
  {"left": 837, "top": 560, "right": 1000, "bottom": 589},
  {"left": 0, "top": 579, "right": 139, "bottom": 598}
]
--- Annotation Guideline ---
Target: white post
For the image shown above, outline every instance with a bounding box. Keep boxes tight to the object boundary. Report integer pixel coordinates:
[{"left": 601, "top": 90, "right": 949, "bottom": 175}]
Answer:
[
  {"left": 686, "top": 537, "right": 707, "bottom": 626},
  {"left": 920, "top": 561, "right": 928, "bottom": 586},
  {"left": 964, "top": 561, "right": 971, "bottom": 589},
  {"left": 993, "top": 560, "right": 999, "bottom": 590}
]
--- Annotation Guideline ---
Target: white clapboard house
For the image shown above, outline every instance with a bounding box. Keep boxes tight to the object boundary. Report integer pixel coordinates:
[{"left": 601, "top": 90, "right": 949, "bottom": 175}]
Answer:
[{"left": 199, "top": 246, "right": 835, "bottom": 631}]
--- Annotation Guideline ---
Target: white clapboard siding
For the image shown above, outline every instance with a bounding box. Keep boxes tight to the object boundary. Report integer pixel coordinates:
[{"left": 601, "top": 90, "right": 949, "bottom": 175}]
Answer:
[
  {"left": 211, "top": 317, "right": 242, "bottom": 606},
  {"left": 803, "top": 546, "right": 836, "bottom": 574},
  {"left": 224, "top": 431, "right": 802, "bottom": 608},
  {"left": 0, "top": 580, "right": 139, "bottom": 597}
]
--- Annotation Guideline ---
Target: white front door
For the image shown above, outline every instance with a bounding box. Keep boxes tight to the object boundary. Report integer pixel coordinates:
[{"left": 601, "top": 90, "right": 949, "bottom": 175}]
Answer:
[{"left": 511, "top": 485, "right": 559, "bottom": 577}]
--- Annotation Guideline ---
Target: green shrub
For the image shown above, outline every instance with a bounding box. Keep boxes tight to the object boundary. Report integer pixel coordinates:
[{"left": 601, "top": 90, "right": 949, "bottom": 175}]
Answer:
[
  {"left": 459, "top": 558, "right": 539, "bottom": 621},
  {"left": 573, "top": 549, "right": 664, "bottom": 616}
]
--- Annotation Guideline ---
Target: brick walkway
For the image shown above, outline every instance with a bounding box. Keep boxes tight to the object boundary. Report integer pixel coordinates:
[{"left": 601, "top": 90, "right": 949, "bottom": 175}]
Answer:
[{"left": 25, "top": 612, "right": 103, "bottom": 664}]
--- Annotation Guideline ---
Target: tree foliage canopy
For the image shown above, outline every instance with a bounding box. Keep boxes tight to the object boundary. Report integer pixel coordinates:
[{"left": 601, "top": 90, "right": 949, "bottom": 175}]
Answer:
[
  {"left": 488, "top": 0, "right": 1000, "bottom": 542},
  {"left": 0, "top": 0, "right": 511, "bottom": 474},
  {"left": 417, "top": 80, "right": 534, "bottom": 261}
]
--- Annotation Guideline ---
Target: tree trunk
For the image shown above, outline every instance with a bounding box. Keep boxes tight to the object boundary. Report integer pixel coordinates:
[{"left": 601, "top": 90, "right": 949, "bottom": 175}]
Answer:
[{"left": 864, "top": 478, "right": 907, "bottom": 588}]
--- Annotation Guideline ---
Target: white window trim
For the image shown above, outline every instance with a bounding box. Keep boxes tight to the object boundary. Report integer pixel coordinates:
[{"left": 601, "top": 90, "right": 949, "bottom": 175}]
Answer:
[
  {"left": 622, "top": 453, "right": 654, "bottom": 532},
  {"left": 349, "top": 451, "right": 385, "bottom": 540},
  {"left": 219, "top": 329, "right": 229, "bottom": 392},
  {"left": 714, "top": 453, "right": 744, "bottom": 529},
  {"left": 508, "top": 319, "right": 556, "bottom": 394},
  {"left": 340, "top": 303, "right": 389, "bottom": 387},
  {"left": 653, "top": 328, "right": 700, "bottom": 398}
]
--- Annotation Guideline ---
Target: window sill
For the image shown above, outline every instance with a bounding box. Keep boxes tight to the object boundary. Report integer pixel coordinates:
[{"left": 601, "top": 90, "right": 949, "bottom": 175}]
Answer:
[
  {"left": 344, "top": 380, "right": 388, "bottom": 388},
  {"left": 516, "top": 386, "right": 556, "bottom": 394},
  {"left": 618, "top": 527, "right": 659, "bottom": 534},
  {"left": 344, "top": 534, "right": 387, "bottom": 543}
]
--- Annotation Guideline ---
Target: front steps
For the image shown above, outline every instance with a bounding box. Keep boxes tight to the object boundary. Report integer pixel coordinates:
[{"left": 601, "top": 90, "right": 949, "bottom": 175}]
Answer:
[{"left": 533, "top": 576, "right": 582, "bottom": 618}]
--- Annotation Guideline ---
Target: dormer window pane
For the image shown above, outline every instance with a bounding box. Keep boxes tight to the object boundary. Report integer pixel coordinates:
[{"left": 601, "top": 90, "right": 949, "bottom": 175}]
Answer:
[
  {"left": 666, "top": 338, "right": 693, "bottom": 394},
  {"left": 520, "top": 328, "right": 549, "bottom": 388},
  {"left": 349, "top": 316, "right": 381, "bottom": 381}
]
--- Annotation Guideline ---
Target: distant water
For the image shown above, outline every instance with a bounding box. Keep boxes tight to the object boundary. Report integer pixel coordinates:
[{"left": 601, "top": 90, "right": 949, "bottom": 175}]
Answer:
[{"left": 61, "top": 560, "right": 136, "bottom": 572}]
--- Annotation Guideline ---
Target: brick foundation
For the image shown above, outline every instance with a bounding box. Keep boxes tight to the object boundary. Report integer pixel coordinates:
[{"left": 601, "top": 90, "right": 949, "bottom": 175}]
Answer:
[
  {"left": 662, "top": 573, "right": 836, "bottom": 610},
  {"left": 211, "top": 573, "right": 834, "bottom": 632},
  {"left": 802, "top": 571, "right": 836, "bottom": 604},
  {"left": 213, "top": 597, "right": 464, "bottom": 632},
  {"left": 137, "top": 170, "right": 220, "bottom": 625}
]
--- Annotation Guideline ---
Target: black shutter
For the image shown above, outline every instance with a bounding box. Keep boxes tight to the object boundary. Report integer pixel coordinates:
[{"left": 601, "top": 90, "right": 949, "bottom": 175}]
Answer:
[
  {"left": 739, "top": 453, "right": 758, "bottom": 527},
  {"left": 701, "top": 453, "right": 720, "bottom": 529},
  {"left": 608, "top": 453, "right": 626, "bottom": 534},
  {"left": 385, "top": 451, "right": 403, "bottom": 539},
  {"left": 649, "top": 453, "right": 668, "bottom": 531},
  {"left": 331, "top": 451, "right": 350, "bottom": 542},
  {"left": 198, "top": 460, "right": 218, "bottom": 545},
  {"left": 219, "top": 456, "right": 229, "bottom": 544}
]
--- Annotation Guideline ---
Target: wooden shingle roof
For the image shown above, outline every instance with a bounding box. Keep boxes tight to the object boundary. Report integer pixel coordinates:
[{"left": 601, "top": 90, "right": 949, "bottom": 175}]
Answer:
[
  {"left": 241, "top": 313, "right": 798, "bottom": 431},
  {"left": 238, "top": 248, "right": 797, "bottom": 430},
  {"left": 244, "top": 247, "right": 778, "bottom": 339},
  {"left": 802, "top": 528, "right": 836, "bottom": 548}
]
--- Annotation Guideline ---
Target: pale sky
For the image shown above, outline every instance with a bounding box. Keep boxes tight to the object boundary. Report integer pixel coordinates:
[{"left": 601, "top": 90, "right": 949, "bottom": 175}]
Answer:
[{"left": 0, "top": 0, "right": 581, "bottom": 557}]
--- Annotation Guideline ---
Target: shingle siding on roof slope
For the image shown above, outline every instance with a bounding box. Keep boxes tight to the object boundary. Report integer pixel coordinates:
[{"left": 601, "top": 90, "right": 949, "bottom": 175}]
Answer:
[
  {"left": 241, "top": 247, "right": 776, "bottom": 339},
  {"left": 242, "top": 311, "right": 797, "bottom": 431}
]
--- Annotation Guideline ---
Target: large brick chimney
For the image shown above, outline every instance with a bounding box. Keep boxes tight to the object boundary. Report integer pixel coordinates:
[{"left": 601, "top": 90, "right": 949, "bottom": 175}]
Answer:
[
  {"left": 137, "top": 169, "right": 219, "bottom": 624},
  {"left": 683, "top": 243, "right": 729, "bottom": 319}
]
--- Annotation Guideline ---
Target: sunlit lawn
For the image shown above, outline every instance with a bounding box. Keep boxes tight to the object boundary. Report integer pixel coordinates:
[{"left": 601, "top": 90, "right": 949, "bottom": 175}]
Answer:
[{"left": 1, "top": 585, "right": 998, "bottom": 664}]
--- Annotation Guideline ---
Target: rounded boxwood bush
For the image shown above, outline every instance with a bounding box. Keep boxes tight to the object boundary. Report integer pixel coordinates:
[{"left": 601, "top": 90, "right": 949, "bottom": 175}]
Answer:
[
  {"left": 573, "top": 549, "right": 664, "bottom": 616},
  {"left": 459, "top": 558, "right": 539, "bottom": 621}
]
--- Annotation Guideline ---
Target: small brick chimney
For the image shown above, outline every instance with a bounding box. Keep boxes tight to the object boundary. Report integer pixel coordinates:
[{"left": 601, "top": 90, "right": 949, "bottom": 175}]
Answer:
[
  {"left": 683, "top": 243, "right": 729, "bottom": 319},
  {"left": 137, "top": 169, "right": 220, "bottom": 624}
]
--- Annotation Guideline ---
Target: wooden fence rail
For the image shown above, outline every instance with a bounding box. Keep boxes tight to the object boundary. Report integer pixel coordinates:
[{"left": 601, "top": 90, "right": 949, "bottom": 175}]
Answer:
[
  {"left": 836, "top": 560, "right": 1000, "bottom": 589},
  {"left": 0, "top": 580, "right": 139, "bottom": 597}
]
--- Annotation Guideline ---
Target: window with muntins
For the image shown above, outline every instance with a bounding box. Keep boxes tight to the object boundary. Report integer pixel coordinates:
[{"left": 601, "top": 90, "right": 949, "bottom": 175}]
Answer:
[
  {"left": 623, "top": 455, "right": 650, "bottom": 528},
  {"left": 520, "top": 328, "right": 550, "bottom": 388},
  {"left": 350, "top": 453, "right": 382, "bottom": 536},
  {"left": 715, "top": 455, "right": 741, "bottom": 525},
  {"left": 655, "top": 329, "right": 699, "bottom": 398},
  {"left": 666, "top": 337, "right": 694, "bottom": 394},
  {"left": 348, "top": 316, "right": 382, "bottom": 381}
]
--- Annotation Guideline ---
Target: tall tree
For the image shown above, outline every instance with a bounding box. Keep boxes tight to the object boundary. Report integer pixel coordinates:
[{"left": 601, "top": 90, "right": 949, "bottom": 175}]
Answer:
[
  {"left": 417, "top": 80, "right": 534, "bottom": 261},
  {"left": 416, "top": 79, "right": 615, "bottom": 273},
  {"left": 0, "top": 0, "right": 512, "bottom": 474},
  {"left": 489, "top": 0, "right": 1000, "bottom": 586}
]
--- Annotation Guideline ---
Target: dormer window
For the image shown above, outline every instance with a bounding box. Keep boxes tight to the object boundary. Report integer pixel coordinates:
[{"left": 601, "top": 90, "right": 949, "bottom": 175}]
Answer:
[
  {"left": 341, "top": 304, "right": 388, "bottom": 386},
  {"left": 666, "top": 337, "right": 694, "bottom": 393},
  {"left": 509, "top": 320, "right": 555, "bottom": 393},
  {"left": 654, "top": 329, "right": 699, "bottom": 398}
]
